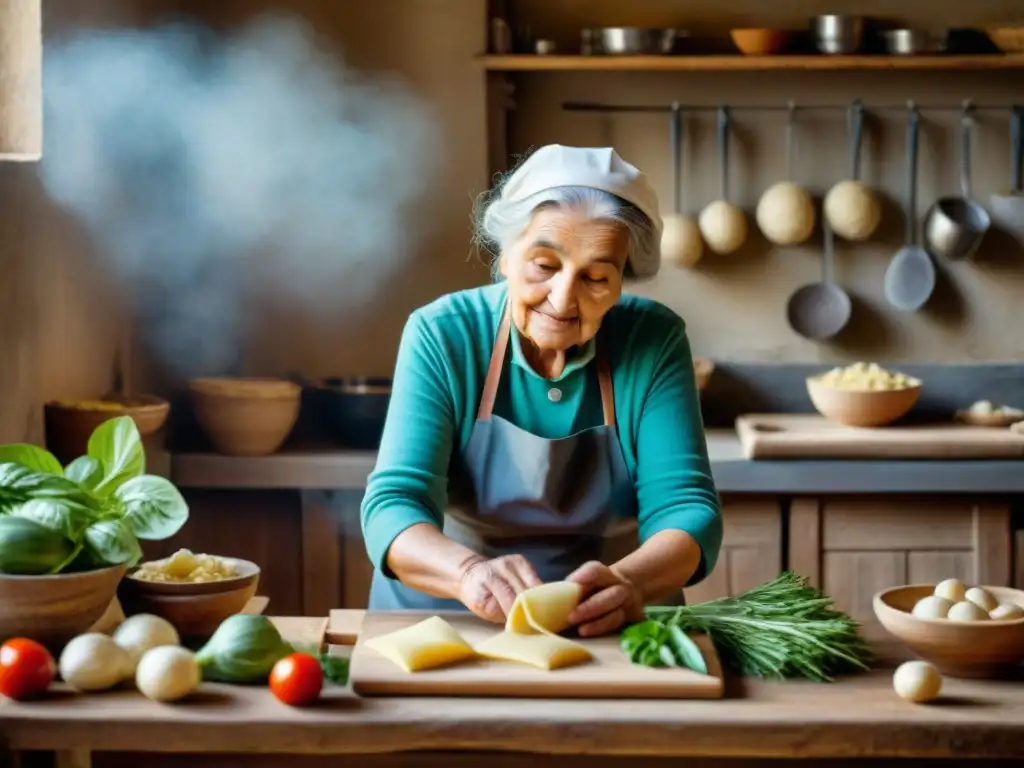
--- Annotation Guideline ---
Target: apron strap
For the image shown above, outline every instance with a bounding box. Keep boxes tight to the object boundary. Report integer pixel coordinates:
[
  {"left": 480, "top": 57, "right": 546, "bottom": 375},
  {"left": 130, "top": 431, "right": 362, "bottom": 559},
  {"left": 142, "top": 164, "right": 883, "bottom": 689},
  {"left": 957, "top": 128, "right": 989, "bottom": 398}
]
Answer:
[
  {"left": 476, "top": 303, "right": 617, "bottom": 427},
  {"left": 477, "top": 307, "right": 512, "bottom": 420}
]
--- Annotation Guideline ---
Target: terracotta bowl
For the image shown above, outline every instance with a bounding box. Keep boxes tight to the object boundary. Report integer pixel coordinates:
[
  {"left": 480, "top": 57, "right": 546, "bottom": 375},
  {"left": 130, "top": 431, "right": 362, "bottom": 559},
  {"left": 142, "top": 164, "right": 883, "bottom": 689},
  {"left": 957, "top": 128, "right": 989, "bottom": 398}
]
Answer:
[
  {"left": 874, "top": 584, "right": 1024, "bottom": 679},
  {"left": 44, "top": 395, "right": 170, "bottom": 464},
  {"left": 730, "top": 28, "right": 793, "bottom": 55},
  {"left": 0, "top": 565, "right": 128, "bottom": 651},
  {"left": 121, "top": 556, "right": 260, "bottom": 597},
  {"left": 118, "top": 581, "right": 259, "bottom": 638},
  {"left": 806, "top": 377, "right": 922, "bottom": 427},
  {"left": 986, "top": 26, "right": 1024, "bottom": 53},
  {"left": 189, "top": 377, "right": 301, "bottom": 456}
]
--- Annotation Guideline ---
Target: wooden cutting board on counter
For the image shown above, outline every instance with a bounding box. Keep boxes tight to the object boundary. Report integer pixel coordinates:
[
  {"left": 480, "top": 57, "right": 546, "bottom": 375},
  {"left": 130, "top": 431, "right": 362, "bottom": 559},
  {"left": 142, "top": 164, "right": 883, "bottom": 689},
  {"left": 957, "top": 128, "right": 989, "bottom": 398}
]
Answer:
[
  {"left": 342, "top": 610, "right": 724, "bottom": 699},
  {"left": 736, "top": 414, "right": 1024, "bottom": 459}
]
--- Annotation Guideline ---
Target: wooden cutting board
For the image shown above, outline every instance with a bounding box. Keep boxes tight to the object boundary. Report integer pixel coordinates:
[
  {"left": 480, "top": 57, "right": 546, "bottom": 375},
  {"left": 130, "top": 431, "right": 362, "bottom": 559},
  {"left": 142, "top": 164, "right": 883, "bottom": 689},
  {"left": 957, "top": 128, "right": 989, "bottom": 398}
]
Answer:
[
  {"left": 736, "top": 414, "right": 1024, "bottom": 459},
  {"left": 270, "top": 616, "right": 329, "bottom": 652},
  {"left": 326, "top": 609, "right": 365, "bottom": 645},
  {"left": 348, "top": 610, "right": 724, "bottom": 699}
]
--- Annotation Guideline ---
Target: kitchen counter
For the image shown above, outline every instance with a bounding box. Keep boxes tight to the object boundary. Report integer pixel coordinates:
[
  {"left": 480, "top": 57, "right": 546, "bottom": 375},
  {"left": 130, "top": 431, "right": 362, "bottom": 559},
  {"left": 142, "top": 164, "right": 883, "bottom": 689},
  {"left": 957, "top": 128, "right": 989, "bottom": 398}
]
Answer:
[
  {"left": 1, "top": 617, "right": 1022, "bottom": 765},
  {"left": 169, "top": 429, "right": 1024, "bottom": 494}
]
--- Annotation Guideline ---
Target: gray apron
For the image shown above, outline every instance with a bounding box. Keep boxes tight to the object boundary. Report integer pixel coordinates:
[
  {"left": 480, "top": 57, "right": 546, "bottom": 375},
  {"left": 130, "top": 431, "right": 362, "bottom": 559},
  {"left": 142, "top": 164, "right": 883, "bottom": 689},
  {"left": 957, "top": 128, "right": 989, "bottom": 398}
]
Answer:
[{"left": 368, "top": 305, "right": 637, "bottom": 611}]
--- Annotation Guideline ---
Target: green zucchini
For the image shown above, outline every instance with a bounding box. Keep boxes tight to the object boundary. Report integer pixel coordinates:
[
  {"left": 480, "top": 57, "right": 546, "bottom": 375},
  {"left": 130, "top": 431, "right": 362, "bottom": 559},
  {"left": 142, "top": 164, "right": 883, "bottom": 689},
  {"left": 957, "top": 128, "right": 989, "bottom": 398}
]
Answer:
[{"left": 0, "top": 515, "right": 76, "bottom": 575}]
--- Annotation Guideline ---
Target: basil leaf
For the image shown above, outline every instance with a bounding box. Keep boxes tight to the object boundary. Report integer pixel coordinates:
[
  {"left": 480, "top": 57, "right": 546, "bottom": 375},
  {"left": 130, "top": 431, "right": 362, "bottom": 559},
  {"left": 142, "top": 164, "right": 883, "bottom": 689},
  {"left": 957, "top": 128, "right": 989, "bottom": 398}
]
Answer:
[
  {"left": 115, "top": 475, "right": 189, "bottom": 540},
  {"left": 11, "top": 498, "right": 95, "bottom": 542},
  {"left": 88, "top": 417, "right": 145, "bottom": 496},
  {"left": 0, "top": 445, "right": 64, "bottom": 476},
  {"left": 0, "top": 462, "right": 100, "bottom": 511},
  {"left": 668, "top": 625, "right": 708, "bottom": 675},
  {"left": 65, "top": 456, "right": 104, "bottom": 490},
  {"left": 84, "top": 519, "right": 143, "bottom": 566}
]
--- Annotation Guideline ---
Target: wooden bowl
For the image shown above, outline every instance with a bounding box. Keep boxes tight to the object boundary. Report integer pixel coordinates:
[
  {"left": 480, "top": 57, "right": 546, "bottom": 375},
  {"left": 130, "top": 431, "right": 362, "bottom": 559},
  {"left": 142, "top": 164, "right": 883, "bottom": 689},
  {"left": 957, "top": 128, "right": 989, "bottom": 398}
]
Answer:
[
  {"left": 730, "top": 28, "right": 792, "bottom": 55},
  {"left": 806, "top": 377, "right": 922, "bottom": 427},
  {"left": 986, "top": 26, "right": 1024, "bottom": 53},
  {"left": 874, "top": 584, "right": 1024, "bottom": 679},
  {"left": 121, "top": 557, "right": 260, "bottom": 597},
  {"left": 44, "top": 395, "right": 170, "bottom": 464},
  {"left": 0, "top": 565, "right": 127, "bottom": 651},
  {"left": 694, "top": 358, "right": 715, "bottom": 392},
  {"left": 189, "top": 377, "right": 301, "bottom": 456},
  {"left": 118, "top": 581, "right": 259, "bottom": 638}
]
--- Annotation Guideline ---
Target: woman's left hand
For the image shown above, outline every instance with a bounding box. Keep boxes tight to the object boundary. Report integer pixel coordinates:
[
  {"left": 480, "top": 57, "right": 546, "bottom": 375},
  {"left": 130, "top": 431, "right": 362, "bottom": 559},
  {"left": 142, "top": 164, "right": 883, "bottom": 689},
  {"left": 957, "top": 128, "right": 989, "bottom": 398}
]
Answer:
[{"left": 565, "top": 561, "right": 645, "bottom": 637}]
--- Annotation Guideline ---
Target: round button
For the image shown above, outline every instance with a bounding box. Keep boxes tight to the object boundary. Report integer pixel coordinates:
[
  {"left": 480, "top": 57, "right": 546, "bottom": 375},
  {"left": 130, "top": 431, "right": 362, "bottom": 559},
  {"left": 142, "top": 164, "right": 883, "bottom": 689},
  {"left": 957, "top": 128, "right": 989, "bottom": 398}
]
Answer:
[{"left": 547, "top": 388, "right": 562, "bottom": 403}]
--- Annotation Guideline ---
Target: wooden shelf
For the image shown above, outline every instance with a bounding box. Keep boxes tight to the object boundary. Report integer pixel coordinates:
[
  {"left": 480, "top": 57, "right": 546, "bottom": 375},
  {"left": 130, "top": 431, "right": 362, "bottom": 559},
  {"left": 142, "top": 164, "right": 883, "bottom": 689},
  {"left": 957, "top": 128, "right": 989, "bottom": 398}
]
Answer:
[{"left": 476, "top": 53, "right": 1024, "bottom": 72}]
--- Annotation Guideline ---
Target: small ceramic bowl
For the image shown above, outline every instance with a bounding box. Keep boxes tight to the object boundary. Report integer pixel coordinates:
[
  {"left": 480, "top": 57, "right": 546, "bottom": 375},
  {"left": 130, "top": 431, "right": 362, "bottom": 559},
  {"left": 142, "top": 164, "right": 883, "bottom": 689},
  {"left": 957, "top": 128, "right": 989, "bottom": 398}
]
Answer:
[
  {"left": 190, "top": 377, "right": 300, "bottom": 456},
  {"left": 873, "top": 584, "right": 1024, "bottom": 678},
  {"left": 955, "top": 408, "right": 1024, "bottom": 428},
  {"left": 118, "top": 581, "right": 259, "bottom": 638},
  {"left": 729, "top": 28, "right": 793, "bottom": 55},
  {"left": 806, "top": 377, "right": 922, "bottom": 427},
  {"left": 122, "top": 557, "right": 260, "bottom": 596},
  {"left": 119, "top": 557, "right": 260, "bottom": 637}
]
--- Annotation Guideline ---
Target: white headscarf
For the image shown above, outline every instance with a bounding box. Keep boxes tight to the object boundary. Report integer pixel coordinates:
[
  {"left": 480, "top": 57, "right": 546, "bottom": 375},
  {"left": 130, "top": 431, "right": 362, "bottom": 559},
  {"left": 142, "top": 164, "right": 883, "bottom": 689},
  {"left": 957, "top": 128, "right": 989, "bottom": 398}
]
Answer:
[{"left": 497, "top": 145, "right": 663, "bottom": 279}]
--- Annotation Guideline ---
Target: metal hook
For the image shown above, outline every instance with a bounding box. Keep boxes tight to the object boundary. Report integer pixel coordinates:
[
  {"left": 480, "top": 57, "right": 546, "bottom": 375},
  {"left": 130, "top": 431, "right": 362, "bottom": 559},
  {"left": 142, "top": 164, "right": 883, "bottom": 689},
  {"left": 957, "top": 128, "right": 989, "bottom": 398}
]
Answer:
[{"left": 961, "top": 98, "right": 975, "bottom": 128}]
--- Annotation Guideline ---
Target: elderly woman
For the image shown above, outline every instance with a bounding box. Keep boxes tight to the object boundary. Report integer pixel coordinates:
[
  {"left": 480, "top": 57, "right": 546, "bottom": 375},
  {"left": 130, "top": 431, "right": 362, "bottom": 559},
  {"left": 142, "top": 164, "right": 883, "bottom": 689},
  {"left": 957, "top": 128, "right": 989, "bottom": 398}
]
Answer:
[{"left": 360, "top": 144, "right": 721, "bottom": 637}]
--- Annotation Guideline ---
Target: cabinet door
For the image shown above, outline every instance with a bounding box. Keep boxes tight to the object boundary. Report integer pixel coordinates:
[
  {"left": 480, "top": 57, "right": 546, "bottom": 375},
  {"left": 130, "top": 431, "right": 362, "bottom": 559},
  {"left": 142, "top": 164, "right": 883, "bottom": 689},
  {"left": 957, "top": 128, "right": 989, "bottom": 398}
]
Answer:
[{"left": 789, "top": 496, "right": 1012, "bottom": 637}]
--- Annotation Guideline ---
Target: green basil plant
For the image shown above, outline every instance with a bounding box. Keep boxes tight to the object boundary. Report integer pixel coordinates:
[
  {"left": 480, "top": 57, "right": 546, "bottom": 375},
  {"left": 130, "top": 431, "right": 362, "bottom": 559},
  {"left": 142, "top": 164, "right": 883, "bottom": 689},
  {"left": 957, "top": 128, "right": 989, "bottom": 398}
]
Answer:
[{"left": 0, "top": 416, "right": 188, "bottom": 574}]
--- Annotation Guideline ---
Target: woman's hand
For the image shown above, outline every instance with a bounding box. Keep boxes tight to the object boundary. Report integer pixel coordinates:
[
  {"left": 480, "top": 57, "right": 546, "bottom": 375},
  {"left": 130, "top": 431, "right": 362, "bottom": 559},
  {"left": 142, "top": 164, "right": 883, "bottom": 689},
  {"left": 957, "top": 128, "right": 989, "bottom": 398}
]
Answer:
[
  {"left": 458, "top": 554, "right": 543, "bottom": 624},
  {"left": 566, "top": 561, "right": 645, "bottom": 637}
]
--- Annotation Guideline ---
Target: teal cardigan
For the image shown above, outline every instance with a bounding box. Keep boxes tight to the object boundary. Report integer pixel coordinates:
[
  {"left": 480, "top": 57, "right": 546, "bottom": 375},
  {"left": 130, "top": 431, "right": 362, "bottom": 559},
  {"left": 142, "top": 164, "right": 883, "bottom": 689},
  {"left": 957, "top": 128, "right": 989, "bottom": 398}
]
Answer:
[{"left": 360, "top": 282, "right": 722, "bottom": 585}]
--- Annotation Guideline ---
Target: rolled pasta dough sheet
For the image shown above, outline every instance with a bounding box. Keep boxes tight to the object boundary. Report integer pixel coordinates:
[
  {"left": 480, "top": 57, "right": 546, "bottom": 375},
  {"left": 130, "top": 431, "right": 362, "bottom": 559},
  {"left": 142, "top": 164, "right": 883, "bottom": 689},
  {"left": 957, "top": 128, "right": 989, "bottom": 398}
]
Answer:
[
  {"left": 505, "top": 581, "right": 583, "bottom": 635},
  {"left": 475, "top": 628, "right": 593, "bottom": 670},
  {"left": 364, "top": 615, "right": 477, "bottom": 672}
]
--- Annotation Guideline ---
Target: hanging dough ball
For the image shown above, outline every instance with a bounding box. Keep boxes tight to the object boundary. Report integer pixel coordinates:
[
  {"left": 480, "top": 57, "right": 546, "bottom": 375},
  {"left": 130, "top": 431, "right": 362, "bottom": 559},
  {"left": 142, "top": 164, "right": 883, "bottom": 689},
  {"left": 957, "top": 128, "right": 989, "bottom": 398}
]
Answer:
[
  {"left": 824, "top": 180, "right": 881, "bottom": 241},
  {"left": 661, "top": 214, "right": 704, "bottom": 268},
  {"left": 698, "top": 200, "right": 747, "bottom": 255},
  {"left": 755, "top": 181, "right": 816, "bottom": 245},
  {"left": 892, "top": 661, "right": 942, "bottom": 703}
]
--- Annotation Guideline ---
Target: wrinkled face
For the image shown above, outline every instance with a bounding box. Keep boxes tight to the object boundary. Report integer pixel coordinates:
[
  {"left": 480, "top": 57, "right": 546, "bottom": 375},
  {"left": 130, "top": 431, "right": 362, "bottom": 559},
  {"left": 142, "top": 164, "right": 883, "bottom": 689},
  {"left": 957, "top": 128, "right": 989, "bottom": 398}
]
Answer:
[{"left": 500, "top": 206, "right": 628, "bottom": 352}]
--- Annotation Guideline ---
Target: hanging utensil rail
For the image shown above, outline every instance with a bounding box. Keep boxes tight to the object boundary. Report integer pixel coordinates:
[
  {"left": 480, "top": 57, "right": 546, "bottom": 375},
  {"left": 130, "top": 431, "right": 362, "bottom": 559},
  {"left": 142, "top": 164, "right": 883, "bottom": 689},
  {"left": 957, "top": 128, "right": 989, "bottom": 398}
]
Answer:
[{"left": 562, "top": 101, "right": 1016, "bottom": 114}]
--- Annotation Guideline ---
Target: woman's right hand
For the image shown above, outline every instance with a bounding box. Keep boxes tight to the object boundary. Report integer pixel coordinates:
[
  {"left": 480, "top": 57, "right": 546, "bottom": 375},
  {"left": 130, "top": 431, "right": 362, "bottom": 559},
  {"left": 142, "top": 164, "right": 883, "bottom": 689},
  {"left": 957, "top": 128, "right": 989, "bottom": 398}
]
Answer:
[{"left": 458, "top": 554, "right": 543, "bottom": 624}]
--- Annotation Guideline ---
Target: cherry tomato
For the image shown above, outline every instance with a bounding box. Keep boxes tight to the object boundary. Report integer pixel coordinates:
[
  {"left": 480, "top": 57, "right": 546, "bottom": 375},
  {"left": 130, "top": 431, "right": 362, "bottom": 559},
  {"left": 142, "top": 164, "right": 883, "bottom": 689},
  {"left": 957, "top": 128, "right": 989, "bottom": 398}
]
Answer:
[
  {"left": 0, "top": 638, "right": 56, "bottom": 701},
  {"left": 269, "top": 653, "right": 323, "bottom": 706}
]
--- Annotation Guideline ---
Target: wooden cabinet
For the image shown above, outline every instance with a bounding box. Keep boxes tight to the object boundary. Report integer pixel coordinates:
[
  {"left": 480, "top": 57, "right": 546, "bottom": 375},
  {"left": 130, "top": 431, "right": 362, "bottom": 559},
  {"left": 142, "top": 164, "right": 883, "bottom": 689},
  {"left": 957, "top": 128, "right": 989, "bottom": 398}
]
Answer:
[
  {"left": 683, "top": 498, "right": 783, "bottom": 604},
  {"left": 789, "top": 496, "right": 1013, "bottom": 637}
]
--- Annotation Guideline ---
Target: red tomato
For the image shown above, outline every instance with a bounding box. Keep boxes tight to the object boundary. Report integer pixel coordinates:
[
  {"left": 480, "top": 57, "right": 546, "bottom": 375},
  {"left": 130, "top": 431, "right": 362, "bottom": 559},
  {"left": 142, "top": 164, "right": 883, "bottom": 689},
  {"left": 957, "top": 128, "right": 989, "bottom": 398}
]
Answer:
[
  {"left": 269, "top": 653, "right": 323, "bottom": 706},
  {"left": 0, "top": 638, "right": 56, "bottom": 701}
]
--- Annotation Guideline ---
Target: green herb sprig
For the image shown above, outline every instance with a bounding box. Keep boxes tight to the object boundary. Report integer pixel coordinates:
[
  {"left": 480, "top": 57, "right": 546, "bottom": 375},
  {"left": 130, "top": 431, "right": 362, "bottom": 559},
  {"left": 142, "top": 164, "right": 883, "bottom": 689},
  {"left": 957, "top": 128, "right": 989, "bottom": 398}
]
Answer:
[{"left": 623, "top": 571, "right": 873, "bottom": 682}]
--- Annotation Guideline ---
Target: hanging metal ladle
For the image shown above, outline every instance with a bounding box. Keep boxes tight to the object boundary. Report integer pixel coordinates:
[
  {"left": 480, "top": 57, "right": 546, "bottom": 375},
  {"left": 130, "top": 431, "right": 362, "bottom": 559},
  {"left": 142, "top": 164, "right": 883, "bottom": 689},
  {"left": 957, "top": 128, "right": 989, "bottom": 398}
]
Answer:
[{"left": 922, "top": 100, "right": 991, "bottom": 261}]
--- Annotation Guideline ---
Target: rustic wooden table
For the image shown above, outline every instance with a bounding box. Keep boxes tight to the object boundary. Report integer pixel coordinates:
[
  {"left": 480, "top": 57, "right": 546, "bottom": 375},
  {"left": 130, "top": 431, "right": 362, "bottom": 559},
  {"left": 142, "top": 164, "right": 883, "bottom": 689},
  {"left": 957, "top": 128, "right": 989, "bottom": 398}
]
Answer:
[{"left": 1, "top": 613, "right": 1022, "bottom": 767}]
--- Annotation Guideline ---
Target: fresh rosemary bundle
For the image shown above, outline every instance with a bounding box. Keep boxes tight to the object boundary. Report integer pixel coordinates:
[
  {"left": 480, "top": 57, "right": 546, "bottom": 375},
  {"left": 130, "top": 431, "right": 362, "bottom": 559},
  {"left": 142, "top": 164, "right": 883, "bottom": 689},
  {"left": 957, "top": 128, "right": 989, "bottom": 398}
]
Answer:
[{"left": 621, "top": 571, "right": 873, "bottom": 682}]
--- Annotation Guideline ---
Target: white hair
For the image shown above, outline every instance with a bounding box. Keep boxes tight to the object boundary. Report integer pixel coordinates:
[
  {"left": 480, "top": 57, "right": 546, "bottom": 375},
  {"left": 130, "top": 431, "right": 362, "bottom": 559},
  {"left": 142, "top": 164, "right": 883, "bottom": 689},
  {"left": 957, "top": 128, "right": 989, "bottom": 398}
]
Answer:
[{"left": 473, "top": 184, "right": 659, "bottom": 281}]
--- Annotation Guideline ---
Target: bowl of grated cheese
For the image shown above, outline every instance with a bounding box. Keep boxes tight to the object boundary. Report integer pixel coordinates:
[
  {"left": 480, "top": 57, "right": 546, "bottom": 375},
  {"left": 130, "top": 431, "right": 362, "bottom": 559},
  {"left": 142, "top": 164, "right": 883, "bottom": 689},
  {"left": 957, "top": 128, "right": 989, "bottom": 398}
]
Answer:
[
  {"left": 118, "top": 549, "right": 261, "bottom": 636},
  {"left": 807, "top": 362, "right": 922, "bottom": 427},
  {"left": 122, "top": 549, "right": 260, "bottom": 596}
]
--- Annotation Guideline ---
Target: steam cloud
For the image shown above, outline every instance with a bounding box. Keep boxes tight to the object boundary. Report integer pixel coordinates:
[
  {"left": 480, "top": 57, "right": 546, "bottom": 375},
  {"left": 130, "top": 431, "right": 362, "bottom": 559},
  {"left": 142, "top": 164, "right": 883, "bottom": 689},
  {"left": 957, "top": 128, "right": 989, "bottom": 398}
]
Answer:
[{"left": 41, "top": 14, "right": 440, "bottom": 380}]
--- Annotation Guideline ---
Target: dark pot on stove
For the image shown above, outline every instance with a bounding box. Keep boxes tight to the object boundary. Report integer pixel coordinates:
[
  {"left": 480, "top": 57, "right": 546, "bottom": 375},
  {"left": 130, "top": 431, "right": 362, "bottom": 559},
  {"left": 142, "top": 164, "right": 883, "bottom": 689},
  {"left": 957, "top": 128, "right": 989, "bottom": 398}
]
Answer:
[{"left": 317, "top": 376, "right": 392, "bottom": 450}]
